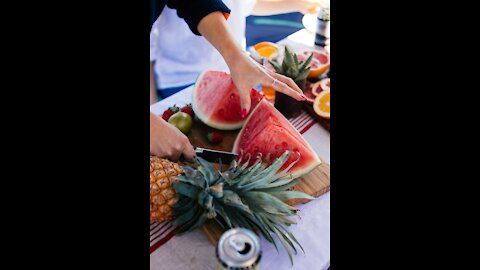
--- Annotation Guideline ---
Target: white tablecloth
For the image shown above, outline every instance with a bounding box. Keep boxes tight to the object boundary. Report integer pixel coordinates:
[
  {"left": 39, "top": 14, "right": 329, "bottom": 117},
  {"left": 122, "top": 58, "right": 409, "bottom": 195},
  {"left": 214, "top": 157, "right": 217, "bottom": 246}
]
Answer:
[{"left": 150, "top": 84, "right": 330, "bottom": 269}]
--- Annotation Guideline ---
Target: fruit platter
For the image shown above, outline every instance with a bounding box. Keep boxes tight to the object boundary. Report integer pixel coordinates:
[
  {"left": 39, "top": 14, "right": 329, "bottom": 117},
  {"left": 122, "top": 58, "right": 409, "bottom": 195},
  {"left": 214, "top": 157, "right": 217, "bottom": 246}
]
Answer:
[
  {"left": 152, "top": 66, "right": 330, "bottom": 263},
  {"left": 151, "top": 42, "right": 330, "bottom": 264},
  {"left": 251, "top": 42, "right": 330, "bottom": 131},
  {"left": 280, "top": 46, "right": 330, "bottom": 131}
]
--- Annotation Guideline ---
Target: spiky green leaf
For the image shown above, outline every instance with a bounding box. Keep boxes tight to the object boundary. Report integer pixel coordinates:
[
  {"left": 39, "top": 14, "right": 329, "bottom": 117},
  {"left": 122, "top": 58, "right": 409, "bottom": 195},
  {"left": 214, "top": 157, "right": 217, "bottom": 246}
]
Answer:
[
  {"left": 295, "top": 68, "right": 310, "bottom": 81},
  {"left": 175, "top": 175, "right": 202, "bottom": 188},
  {"left": 268, "top": 59, "right": 284, "bottom": 74},
  {"left": 298, "top": 53, "right": 313, "bottom": 72},
  {"left": 173, "top": 182, "right": 201, "bottom": 199},
  {"left": 168, "top": 149, "right": 314, "bottom": 265},
  {"left": 262, "top": 217, "right": 295, "bottom": 265},
  {"left": 194, "top": 156, "right": 218, "bottom": 185},
  {"left": 284, "top": 46, "right": 295, "bottom": 67},
  {"left": 257, "top": 180, "right": 299, "bottom": 193},
  {"left": 293, "top": 53, "right": 300, "bottom": 66},
  {"left": 222, "top": 190, "right": 252, "bottom": 214},
  {"left": 273, "top": 218, "right": 305, "bottom": 254},
  {"left": 214, "top": 203, "right": 233, "bottom": 228},
  {"left": 242, "top": 151, "right": 291, "bottom": 184},
  {"left": 218, "top": 170, "right": 236, "bottom": 185},
  {"left": 173, "top": 203, "right": 201, "bottom": 228},
  {"left": 270, "top": 191, "right": 315, "bottom": 201},
  {"left": 244, "top": 191, "right": 295, "bottom": 215},
  {"left": 188, "top": 212, "right": 208, "bottom": 231}
]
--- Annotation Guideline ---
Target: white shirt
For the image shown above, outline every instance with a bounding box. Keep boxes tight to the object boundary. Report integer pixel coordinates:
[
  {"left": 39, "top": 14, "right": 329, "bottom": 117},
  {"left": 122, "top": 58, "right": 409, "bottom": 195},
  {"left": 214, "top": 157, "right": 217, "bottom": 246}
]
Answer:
[{"left": 150, "top": 0, "right": 256, "bottom": 89}]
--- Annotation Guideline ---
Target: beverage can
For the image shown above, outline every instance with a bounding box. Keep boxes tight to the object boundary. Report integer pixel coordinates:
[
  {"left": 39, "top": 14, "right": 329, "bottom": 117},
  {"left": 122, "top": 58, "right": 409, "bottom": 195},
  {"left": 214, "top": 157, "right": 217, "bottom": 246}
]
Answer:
[
  {"left": 315, "top": 8, "right": 330, "bottom": 47},
  {"left": 216, "top": 228, "right": 262, "bottom": 270}
]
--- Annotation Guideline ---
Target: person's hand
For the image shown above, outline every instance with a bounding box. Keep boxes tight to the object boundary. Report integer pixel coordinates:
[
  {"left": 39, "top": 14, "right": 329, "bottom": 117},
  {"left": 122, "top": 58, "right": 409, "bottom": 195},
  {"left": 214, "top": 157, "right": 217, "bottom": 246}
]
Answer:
[
  {"left": 197, "top": 12, "right": 307, "bottom": 116},
  {"left": 150, "top": 112, "right": 196, "bottom": 161},
  {"left": 228, "top": 52, "right": 307, "bottom": 116}
]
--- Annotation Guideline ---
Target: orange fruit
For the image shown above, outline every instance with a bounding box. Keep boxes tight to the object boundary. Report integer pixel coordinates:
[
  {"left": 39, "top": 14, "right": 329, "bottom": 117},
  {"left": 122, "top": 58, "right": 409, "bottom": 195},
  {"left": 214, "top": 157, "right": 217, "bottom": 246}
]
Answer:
[
  {"left": 320, "top": 78, "right": 330, "bottom": 92},
  {"left": 253, "top": 41, "right": 279, "bottom": 51},
  {"left": 298, "top": 50, "right": 330, "bottom": 79},
  {"left": 313, "top": 90, "right": 330, "bottom": 119},
  {"left": 252, "top": 42, "right": 279, "bottom": 60},
  {"left": 256, "top": 46, "right": 278, "bottom": 59}
]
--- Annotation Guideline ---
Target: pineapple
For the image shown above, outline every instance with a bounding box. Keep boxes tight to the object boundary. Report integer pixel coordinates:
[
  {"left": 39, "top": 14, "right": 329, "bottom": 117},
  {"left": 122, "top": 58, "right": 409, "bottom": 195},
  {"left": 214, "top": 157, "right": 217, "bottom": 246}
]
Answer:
[
  {"left": 269, "top": 45, "right": 313, "bottom": 81},
  {"left": 150, "top": 151, "right": 314, "bottom": 264},
  {"left": 150, "top": 156, "right": 182, "bottom": 221}
]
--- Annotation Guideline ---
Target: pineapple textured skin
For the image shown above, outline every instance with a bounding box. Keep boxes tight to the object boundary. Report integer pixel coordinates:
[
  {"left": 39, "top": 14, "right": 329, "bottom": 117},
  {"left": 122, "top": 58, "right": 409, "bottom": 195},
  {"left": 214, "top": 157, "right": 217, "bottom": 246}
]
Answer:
[{"left": 150, "top": 156, "right": 182, "bottom": 222}]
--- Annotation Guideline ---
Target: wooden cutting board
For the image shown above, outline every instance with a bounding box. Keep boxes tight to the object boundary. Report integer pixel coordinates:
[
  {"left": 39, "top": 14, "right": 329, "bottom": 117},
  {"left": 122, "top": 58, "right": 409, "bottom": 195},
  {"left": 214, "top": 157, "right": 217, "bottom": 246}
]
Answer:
[{"left": 187, "top": 116, "right": 330, "bottom": 246}]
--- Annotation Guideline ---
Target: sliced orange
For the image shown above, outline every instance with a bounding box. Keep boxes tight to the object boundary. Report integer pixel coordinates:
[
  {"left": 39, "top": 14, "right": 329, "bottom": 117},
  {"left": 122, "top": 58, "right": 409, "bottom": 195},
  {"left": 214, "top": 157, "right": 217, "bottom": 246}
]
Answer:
[
  {"left": 256, "top": 46, "right": 278, "bottom": 59},
  {"left": 252, "top": 42, "right": 279, "bottom": 60},
  {"left": 253, "top": 41, "right": 279, "bottom": 51},
  {"left": 313, "top": 90, "right": 330, "bottom": 119}
]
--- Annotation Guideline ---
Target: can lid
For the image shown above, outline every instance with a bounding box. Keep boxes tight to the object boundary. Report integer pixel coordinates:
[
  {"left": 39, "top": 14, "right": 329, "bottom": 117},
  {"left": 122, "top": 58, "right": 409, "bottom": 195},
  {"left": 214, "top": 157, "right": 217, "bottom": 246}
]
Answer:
[
  {"left": 217, "top": 228, "right": 261, "bottom": 268},
  {"left": 317, "top": 8, "right": 330, "bottom": 21}
]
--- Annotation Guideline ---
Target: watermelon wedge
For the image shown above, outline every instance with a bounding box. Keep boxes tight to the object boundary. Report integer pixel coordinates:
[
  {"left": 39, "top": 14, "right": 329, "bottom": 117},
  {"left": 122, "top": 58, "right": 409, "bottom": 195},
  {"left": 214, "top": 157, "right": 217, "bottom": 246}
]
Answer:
[
  {"left": 233, "top": 99, "right": 321, "bottom": 179},
  {"left": 192, "top": 70, "right": 264, "bottom": 130}
]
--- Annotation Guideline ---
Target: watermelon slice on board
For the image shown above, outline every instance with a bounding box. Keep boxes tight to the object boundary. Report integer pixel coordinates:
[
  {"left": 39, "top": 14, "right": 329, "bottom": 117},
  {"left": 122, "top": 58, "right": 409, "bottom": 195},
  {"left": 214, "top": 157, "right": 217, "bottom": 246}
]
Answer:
[{"left": 233, "top": 99, "right": 321, "bottom": 179}]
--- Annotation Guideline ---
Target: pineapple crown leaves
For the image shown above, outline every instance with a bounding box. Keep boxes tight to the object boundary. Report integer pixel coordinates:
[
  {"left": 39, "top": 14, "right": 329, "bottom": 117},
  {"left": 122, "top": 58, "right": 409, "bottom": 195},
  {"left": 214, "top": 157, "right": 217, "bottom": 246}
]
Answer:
[
  {"left": 269, "top": 45, "right": 313, "bottom": 82},
  {"left": 172, "top": 151, "right": 315, "bottom": 265}
]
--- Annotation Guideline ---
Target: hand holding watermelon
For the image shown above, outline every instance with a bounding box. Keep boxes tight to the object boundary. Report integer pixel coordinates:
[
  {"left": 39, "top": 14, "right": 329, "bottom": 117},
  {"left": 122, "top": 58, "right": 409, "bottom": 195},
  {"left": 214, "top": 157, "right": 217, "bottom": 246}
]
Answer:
[
  {"left": 197, "top": 13, "right": 306, "bottom": 116},
  {"left": 225, "top": 51, "right": 307, "bottom": 117}
]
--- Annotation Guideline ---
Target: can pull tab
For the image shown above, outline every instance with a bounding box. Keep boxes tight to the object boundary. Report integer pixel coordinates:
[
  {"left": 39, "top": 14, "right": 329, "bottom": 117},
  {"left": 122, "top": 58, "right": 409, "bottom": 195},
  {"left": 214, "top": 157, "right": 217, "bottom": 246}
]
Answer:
[{"left": 228, "top": 238, "right": 252, "bottom": 255}]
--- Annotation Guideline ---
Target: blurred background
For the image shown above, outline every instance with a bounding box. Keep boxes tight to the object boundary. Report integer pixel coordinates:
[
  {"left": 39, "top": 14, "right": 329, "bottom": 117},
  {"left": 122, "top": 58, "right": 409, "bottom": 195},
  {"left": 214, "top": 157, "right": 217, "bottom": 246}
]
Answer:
[
  {"left": 246, "top": 13, "right": 304, "bottom": 46},
  {"left": 149, "top": 1, "right": 304, "bottom": 47}
]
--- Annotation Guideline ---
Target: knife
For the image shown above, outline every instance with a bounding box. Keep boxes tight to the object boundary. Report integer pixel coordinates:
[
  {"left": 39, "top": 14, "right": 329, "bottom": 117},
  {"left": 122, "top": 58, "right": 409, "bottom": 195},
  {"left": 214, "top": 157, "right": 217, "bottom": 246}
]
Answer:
[{"left": 194, "top": 147, "right": 238, "bottom": 163}]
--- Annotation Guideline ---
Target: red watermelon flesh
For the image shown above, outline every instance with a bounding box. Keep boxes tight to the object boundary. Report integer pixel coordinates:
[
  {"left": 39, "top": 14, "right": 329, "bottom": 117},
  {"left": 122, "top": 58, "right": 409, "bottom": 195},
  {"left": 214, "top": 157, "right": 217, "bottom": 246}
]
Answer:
[
  {"left": 192, "top": 70, "right": 264, "bottom": 130},
  {"left": 233, "top": 99, "right": 321, "bottom": 179}
]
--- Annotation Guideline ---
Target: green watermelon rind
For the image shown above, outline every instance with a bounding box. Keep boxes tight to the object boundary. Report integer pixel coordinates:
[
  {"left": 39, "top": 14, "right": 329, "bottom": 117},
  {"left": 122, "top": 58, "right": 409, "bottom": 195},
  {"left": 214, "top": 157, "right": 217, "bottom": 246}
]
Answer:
[
  {"left": 232, "top": 99, "right": 321, "bottom": 179},
  {"left": 192, "top": 71, "right": 245, "bottom": 130}
]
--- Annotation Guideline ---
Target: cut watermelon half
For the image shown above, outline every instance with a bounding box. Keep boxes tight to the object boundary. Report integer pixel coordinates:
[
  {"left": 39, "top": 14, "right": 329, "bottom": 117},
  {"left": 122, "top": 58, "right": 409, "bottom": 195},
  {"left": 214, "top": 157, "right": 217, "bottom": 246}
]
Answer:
[
  {"left": 233, "top": 99, "right": 321, "bottom": 179},
  {"left": 192, "top": 70, "right": 264, "bottom": 130}
]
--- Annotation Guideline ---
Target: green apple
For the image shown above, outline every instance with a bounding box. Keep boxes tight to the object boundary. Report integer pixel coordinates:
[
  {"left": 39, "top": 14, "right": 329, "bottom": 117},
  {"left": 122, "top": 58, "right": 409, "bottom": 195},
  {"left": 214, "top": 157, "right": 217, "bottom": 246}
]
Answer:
[{"left": 168, "top": 112, "right": 193, "bottom": 134}]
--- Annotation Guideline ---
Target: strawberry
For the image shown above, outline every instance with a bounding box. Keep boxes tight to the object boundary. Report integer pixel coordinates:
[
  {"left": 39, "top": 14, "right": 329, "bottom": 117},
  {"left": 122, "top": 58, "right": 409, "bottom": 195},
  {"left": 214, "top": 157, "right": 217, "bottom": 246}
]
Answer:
[
  {"left": 162, "top": 105, "right": 180, "bottom": 121},
  {"left": 207, "top": 131, "right": 223, "bottom": 144},
  {"left": 181, "top": 103, "right": 194, "bottom": 118}
]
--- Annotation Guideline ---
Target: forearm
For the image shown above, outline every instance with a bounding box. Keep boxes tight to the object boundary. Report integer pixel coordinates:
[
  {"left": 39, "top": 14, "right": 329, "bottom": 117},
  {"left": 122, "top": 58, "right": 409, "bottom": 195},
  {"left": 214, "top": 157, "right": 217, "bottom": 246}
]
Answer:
[
  {"left": 166, "top": 0, "right": 230, "bottom": 35},
  {"left": 150, "top": 62, "right": 158, "bottom": 105},
  {"left": 150, "top": 111, "right": 161, "bottom": 127},
  {"left": 197, "top": 12, "right": 245, "bottom": 68},
  {"left": 252, "top": 0, "right": 321, "bottom": 16},
  {"left": 252, "top": 0, "right": 299, "bottom": 16}
]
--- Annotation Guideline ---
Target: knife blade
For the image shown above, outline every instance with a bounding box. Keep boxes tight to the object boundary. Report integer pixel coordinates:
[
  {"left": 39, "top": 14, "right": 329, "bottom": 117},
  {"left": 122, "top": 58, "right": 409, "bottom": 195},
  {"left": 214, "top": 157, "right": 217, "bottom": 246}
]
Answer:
[{"left": 194, "top": 147, "right": 238, "bottom": 163}]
